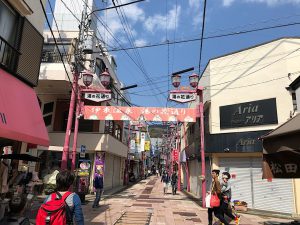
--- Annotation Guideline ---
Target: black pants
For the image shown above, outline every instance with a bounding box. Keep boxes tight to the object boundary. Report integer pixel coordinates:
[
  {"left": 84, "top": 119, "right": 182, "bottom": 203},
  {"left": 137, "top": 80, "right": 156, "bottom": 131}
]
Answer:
[
  {"left": 171, "top": 184, "right": 177, "bottom": 194},
  {"left": 220, "top": 200, "right": 236, "bottom": 221},
  {"left": 208, "top": 207, "right": 230, "bottom": 225}
]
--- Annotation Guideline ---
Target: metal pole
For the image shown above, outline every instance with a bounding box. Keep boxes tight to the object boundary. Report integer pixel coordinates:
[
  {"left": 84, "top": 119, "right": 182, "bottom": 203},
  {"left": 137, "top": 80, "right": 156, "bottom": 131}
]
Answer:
[
  {"left": 71, "top": 87, "right": 81, "bottom": 171},
  {"left": 177, "top": 124, "right": 181, "bottom": 191},
  {"left": 61, "top": 73, "right": 78, "bottom": 169},
  {"left": 125, "top": 122, "right": 131, "bottom": 185},
  {"left": 183, "top": 123, "right": 191, "bottom": 192},
  {"left": 198, "top": 86, "right": 206, "bottom": 208}
]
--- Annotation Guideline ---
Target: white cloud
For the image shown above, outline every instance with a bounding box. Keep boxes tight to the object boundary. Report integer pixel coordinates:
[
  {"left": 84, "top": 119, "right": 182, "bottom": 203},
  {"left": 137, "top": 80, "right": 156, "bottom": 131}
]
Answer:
[
  {"left": 222, "top": 0, "right": 300, "bottom": 7},
  {"left": 97, "top": 0, "right": 145, "bottom": 46},
  {"left": 188, "top": 0, "right": 203, "bottom": 26},
  {"left": 144, "top": 5, "right": 181, "bottom": 34},
  {"left": 134, "top": 39, "right": 147, "bottom": 47}
]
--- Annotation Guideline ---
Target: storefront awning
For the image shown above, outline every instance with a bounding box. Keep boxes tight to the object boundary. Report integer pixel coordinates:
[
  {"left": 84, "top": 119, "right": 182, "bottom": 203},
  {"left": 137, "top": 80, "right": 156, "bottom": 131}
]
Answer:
[
  {"left": 262, "top": 113, "right": 300, "bottom": 179},
  {"left": 0, "top": 69, "right": 49, "bottom": 147}
]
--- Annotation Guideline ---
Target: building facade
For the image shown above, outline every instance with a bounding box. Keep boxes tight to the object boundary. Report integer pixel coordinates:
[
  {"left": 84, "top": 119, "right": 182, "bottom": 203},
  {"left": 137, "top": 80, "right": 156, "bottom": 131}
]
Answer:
[
  {"left": 35, "top": 0, "right": 130, "bottom": 192},
  {"left": 183, "top": 37, "right": 300, "bottom": 215},
  {"left": 0, "top": 0, "right": 49, "bottom": 168}
]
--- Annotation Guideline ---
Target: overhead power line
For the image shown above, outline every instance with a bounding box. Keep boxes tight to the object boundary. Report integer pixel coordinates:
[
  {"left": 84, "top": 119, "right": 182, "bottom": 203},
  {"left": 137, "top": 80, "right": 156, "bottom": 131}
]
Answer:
[
  {"left": 96, "top": 21, "right": 300, "bottom": 52},
  {"left": 198, "top": 0, "right": 207, "bottom": 74}
]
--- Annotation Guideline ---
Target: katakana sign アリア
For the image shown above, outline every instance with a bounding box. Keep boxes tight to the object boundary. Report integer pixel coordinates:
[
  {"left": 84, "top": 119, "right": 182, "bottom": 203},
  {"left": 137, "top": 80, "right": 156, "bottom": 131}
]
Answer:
[
  {"left": 84, "top": 92, "right": 112, "bottom": 102},
  {"left": 84, "top": 106, "right": 196, "bottom": 122}
]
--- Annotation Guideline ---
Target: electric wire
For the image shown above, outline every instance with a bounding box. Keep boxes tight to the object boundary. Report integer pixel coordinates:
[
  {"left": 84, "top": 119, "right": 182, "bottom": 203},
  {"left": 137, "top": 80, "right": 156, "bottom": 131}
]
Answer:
[
  {"left": 198, "top": 0, "right": 207, "bottom": 74},
  {"left": 101, "top": 21, "right": 300, "bottom": 52}
]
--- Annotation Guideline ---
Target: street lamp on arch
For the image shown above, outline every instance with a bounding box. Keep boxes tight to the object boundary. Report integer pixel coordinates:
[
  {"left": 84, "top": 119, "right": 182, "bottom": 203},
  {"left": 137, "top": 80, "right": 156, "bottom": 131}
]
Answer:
[
  {"left": 171, "top": 74, "right": 181, "bottom": 88},
  {"left": 82, "top": 70, "right": 94, "bottom": 87},
  {"left": 100, "top": 68, "right": 111, "bottom": 88},
  {"left": 189, "top": 73, "right": 199, "bottom": 88}
]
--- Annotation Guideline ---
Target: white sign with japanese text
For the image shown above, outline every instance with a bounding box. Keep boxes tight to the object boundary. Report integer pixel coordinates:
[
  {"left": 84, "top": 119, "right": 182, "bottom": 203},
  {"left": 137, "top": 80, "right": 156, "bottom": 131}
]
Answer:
[
  {"left": 84, "top": 92, "right": 112, "bottom": 102},
  {"left": 169, "top": 92, "right": 197, "bottom": 103},
  {"left": 140, "top": 132, "right": 145, "bottom": 152}
]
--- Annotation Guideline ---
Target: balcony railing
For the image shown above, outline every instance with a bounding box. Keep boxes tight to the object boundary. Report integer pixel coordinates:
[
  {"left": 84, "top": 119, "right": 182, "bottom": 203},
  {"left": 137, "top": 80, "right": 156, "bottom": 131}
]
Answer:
[
  {"left": 41, "top": 51, "right": 72, "bottom": 63},
  {"left": 0, "top": 36, "right": 20, "bottom": 73}
]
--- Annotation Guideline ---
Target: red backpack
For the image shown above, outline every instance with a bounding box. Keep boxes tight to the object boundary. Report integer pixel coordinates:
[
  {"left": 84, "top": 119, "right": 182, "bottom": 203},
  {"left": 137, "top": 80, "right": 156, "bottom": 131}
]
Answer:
[{"left": 36, "top": 191, "right": 73, "bottom": 225}]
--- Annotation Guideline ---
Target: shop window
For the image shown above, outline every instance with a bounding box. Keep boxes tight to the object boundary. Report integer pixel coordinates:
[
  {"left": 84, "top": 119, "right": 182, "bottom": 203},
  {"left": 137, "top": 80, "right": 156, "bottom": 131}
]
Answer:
[
  {"left": 43, "top": 102, "right": 54, "bottom": 115},
  {"left": 104, "top": 120, "right": 114, "bottom": 135},
  {"left": 114, "top": 124, "right": 122, "bottom": 140},
  {"left": 62, "top": 111, "right": 93, "bottom": 132},
  {"left": 43, "top": 114, "right": 52, "bottom": 127},
  {"left": 0, "top": 0, "right": 20, "bottom": 72}
]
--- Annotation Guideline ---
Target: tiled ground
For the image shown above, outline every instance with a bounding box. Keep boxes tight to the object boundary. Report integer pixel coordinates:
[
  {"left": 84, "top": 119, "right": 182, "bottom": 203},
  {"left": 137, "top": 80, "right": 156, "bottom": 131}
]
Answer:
[{"left": 81, "top": 176, "right": 293, "bottom": 225}]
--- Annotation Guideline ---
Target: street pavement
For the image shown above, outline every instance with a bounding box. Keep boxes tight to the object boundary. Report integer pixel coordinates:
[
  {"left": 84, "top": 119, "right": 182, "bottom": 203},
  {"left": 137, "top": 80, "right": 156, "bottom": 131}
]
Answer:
[{"left": 80, "top": 176, "right": 293, "bottom": 225}]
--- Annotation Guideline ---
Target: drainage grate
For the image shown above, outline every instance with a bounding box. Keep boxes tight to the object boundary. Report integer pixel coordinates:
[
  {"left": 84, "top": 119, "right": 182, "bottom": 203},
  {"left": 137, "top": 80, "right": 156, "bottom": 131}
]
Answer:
[
  {"left": 173, "top": 211, "right": 197, "bottom": 217},
  {"left": 132, "top": 203, "right": 153, "bottom": 207},
  {"left": 114, "top": 211, "right": 152, "bottom": 225}
]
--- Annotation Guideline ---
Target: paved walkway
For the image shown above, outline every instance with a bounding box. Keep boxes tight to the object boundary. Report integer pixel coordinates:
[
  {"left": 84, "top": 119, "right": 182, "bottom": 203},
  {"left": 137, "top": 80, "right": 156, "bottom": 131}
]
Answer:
[{"left": 82, "top": 176, "right": 293, "bottom": 225}]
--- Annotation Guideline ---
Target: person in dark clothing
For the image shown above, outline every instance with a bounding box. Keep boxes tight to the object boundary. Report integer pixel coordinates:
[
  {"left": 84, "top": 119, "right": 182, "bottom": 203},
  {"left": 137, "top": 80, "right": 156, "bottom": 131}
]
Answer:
[
  {"left": 161, "top": 171, "right": 170, "bottom": 194},
  {"left": 207, "top": 169, "right": 230, "bottom": 225},
  {"left": 171, "top": 171, "right": 178, "bottom": 195},
  {"left": 220, "top": 172, "right": 240, "bottom": 225},
  {"left": 92, "top": 170, "right": 104, "bottom": 208}
]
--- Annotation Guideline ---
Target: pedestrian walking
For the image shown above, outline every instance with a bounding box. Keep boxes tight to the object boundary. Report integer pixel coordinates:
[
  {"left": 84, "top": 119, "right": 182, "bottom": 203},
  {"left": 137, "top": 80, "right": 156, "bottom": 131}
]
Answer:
[
  {"left": 220, "top": 172, "right": 240, "bottom": 225},
  {"left": 36, "top": 170, "right": 84, "bottom": 225},
  {"left": 156, "top": 169, "right": 159, "bottom": 177},
  {"left": 171, "top": 171, "right": 178, "bottom": 195},
  {"left": 207, "top": 169, "right": 230, "bottom": 225},
  {"left": 161, "top": 170, "right": 170, "bottom": 194},
  {"left": 92, "top": 170, "right": 104, "bottom": 208}
]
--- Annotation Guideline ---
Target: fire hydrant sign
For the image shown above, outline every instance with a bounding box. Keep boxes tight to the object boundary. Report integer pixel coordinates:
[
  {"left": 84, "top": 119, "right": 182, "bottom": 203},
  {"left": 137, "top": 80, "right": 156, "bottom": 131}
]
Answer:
[
  {"left": 169, "top": 90, "right": 197, "bottom": 103},
  {"left": 84, "top": 106, "right": 196, "bottom": 122},
  {"left": 84, "top": 92, "right": 111, "bottom": 102}
]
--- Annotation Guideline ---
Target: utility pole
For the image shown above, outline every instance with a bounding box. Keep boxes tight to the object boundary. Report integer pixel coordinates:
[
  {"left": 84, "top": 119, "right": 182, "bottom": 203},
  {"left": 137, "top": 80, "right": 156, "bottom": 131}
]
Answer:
[{"left": 61, "top": 0, "right": 89, "bottom": 170}]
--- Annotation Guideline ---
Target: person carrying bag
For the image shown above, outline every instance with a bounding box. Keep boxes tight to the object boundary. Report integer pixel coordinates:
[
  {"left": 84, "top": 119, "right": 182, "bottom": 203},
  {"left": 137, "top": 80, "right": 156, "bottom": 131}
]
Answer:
[{"left": 207, "top": 169, "right": 230, "bottom": 225}]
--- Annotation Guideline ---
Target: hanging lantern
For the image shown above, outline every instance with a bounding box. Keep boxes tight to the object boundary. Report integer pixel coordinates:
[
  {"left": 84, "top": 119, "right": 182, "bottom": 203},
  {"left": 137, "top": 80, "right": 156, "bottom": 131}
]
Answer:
[
  {"left": 100, "top": 68, "right": 111, "bottom": 88},
  {"left": 82, "top": 70, "right": 94, "bottom": 87},
  {"left": 189, "top": 73, "right": 199, "bottom": 88},
  {"left": 171, "top": 74, "right": 181, "bottom": 88}
]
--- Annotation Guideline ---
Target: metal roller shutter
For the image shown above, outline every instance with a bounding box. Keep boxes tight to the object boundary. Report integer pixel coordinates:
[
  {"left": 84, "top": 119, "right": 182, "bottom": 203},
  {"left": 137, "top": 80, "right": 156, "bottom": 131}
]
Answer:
[
  {"left": 113, "top": 156, "right": 121, "bottom": 188},
  {"left": 251, "top": 158, "right": 294, "bottom": 214},
  {"left": 104, "top": 153, "right": 113, "bottom": 190},
  {"left": 219, "top": 158, "right": 253, "bottom": 208}
]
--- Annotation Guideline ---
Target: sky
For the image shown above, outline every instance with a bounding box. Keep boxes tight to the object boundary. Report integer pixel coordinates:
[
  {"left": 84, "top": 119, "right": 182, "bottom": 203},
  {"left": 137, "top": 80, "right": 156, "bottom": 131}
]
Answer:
[{"left": 47, "top": 0, "right": 300, "bottom": 108}]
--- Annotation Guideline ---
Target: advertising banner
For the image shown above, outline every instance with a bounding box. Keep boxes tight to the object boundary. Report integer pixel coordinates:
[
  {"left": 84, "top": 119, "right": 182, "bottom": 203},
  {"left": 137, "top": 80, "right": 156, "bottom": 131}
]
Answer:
[
  {"left": 94, "top": 152, "right": 105, "bottom": 178},
  {"left": 140, "top": 132, "right": 145, "bottom": 152},
  {"left": 144, "top": 141, "right": 150, "bottom": 151},
  {"left": 84, "top": 106, "right": 196, "bottom": 122}
]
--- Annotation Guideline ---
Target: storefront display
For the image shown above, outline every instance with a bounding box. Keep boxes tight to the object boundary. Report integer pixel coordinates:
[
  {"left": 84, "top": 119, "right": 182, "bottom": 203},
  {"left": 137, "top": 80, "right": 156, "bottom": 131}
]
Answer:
[{"left": 77, "top": 159, "right": 91, "bottom": 204}]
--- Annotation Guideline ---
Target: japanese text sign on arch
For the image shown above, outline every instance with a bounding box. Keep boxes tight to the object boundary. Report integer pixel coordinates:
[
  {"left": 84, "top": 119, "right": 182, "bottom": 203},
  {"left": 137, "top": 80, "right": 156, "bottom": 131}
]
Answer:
[{"left": 84, "top": 106, "right": 196, "bottom": 122}]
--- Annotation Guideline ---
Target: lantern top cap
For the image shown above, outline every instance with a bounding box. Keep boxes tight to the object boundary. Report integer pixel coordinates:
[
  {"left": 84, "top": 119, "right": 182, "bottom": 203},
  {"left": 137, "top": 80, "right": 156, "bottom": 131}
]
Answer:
[
  {"left": 172, "top": 74, "right": 181, "bottom": 77},
  {"left": 189, "top": 73, "right": 199, "bottom": 77},
  {"left": 82, "top": 69, "right": 93, "bottom": 75}
]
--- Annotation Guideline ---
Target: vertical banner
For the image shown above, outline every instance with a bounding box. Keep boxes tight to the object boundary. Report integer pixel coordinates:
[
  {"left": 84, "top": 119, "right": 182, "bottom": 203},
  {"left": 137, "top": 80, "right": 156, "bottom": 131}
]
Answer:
[
  {"left": 140, "top": 132, "right": 145, "bottom": 152},
  {"left": 94, "top": 152, "right": 105, "bottom": 178},
  {"left": 144, "top": 141, "right": 150, "bottom": 151}
]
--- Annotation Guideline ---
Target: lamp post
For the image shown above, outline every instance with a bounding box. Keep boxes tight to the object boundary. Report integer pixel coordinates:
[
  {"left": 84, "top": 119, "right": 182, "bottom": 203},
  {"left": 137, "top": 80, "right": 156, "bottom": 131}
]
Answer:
[
  {"left": 170, "top": 71, "right": 206, "bottom": 208},
  {"left": 62, "top": 68, "right": 112, "bottom": 170}
]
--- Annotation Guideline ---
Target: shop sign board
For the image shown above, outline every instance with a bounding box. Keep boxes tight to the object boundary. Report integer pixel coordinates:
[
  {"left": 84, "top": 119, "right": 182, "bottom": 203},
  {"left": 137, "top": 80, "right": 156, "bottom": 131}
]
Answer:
[
  {"left": 94, "top": 152, "right": 105, "bottom": 178},
  {"left": 140, "top": 132, "right": 145, "bottom": 152},
  {"left": 84, "top": 92, "right": 112, "bottom": 102},
  {"left": 144, "top": 141, "right": 150, "bottom": 151},
  {"left": 169, "top": 90, "right": 197, "bottom": 103},
  {"left": 84, "top": 106, "right": 196, "bottom": 122},
  {"left": 130, "top": 139, "right": 136, "bottom": 150},
  {"left": 172, "top": 149, "right": 179, "bottom": 161},
  {"left": 220, "top": 98, "right": 278, "bottom": 129},
  {"left": 80, "top": 152, "right": 85, "bottom": 158},
  {"left": 80, "top": 145, "right": 86, "bottom": 153}
]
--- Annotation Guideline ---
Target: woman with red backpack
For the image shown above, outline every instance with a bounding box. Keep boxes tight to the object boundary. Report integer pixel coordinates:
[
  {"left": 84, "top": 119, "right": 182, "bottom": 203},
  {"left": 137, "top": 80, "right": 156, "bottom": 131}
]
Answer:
[{"left": 36, "top": 170, "right": 84, "bottom": 225}]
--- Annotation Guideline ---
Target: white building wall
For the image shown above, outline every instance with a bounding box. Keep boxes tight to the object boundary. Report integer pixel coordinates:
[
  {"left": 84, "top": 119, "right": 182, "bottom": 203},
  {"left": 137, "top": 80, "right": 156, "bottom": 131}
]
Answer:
[{"left": 200, "top": 38, "right": 300, "bottom": 134}]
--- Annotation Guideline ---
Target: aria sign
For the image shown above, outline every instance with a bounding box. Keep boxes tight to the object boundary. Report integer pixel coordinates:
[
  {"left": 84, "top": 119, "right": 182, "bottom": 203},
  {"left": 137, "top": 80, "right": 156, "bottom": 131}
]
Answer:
[
  {"left": 169, "top": 90, "right": 197, "bottom": 103},
  {"left": 84, "top": 92, "right": 112, "bottom": 102}
]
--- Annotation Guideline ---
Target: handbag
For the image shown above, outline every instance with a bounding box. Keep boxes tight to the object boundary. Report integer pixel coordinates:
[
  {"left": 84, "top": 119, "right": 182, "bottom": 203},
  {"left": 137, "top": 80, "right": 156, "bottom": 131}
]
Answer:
[
  {"left": 205, "top": 194, "right": 211, "bottom": 208},
  {"left": 210, "top": 182, "right": 220, "bottom": 207},
  {"left": 210, "top": 194, "right": 220, "bottom": 207}
]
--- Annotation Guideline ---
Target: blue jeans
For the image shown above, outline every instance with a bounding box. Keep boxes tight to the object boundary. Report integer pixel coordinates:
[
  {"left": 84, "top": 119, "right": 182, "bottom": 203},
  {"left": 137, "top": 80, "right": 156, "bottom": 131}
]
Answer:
[{"left": 93, "top": 188, "right": 103, "bottom": 207}]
